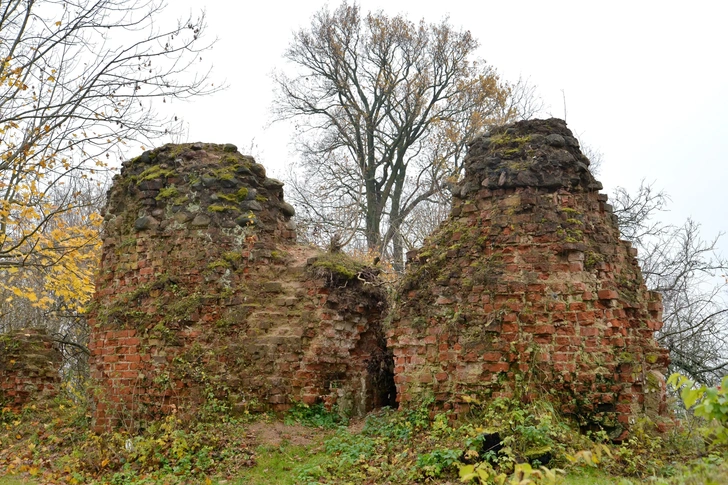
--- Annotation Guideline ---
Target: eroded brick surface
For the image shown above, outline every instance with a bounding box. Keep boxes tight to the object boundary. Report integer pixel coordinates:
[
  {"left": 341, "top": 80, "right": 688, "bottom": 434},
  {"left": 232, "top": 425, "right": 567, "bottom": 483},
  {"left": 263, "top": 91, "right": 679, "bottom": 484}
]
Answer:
[
  {"left": 89, "top": 121, "right": 671, "bottom": 437},
  {"left": 88, "top": 143, "right": 392, "bottom": 431},
  {"left": 389, "top": 119, "right": 670, "bottom": 437},
  {"left": 0, "top": 329, "right": 61, "bottom": 408}
]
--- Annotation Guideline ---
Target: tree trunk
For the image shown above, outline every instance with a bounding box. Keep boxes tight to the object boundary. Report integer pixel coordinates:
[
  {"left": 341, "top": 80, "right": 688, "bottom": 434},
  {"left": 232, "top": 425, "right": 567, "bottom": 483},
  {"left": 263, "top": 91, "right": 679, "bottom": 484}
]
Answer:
[
  {"left": 364, "top": 173, "right": 381, "bottom": 253},
  {"left": 391, "top": 229, "right": 405, "bottom": 273},
  {"left": 388, "top": 163, "right": 407, "bottom": 272}
]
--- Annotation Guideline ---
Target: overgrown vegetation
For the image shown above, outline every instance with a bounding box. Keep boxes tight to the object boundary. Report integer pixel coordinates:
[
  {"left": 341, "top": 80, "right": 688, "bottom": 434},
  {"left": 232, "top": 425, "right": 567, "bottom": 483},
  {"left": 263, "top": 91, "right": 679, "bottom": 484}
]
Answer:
[
  {"left": 1, "top": 374, "right": 726, "bottom": 484},
  {"left": 284, "top": 402, "right": 348, "bottom": 429},
  {"left": 0, "top": 396, "right": 255, "bottom": 484}
]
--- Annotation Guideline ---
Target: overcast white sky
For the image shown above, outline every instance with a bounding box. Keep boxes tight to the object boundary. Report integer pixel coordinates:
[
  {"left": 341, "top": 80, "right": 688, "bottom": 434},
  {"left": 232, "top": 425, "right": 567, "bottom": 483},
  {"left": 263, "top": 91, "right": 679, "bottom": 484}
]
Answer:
[{"left": 163, "top": 0, "right": 727, "bottom": 249}]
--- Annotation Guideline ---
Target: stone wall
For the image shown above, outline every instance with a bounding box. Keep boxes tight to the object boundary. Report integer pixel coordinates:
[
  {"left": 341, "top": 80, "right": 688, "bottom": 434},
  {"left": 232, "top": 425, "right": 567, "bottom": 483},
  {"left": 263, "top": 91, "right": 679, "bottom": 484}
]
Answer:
[
  {"left": 88, "top": 143, "right": 393, "bottom": 431},
  {"left": 388, "top": 119, "right": 670, "bottom": 438},
  {"left": 0, "top": 329, "right": 62, "bottom": 408},
  {"left": 89, "top": 122, "right": 672, "bottom": 436}
]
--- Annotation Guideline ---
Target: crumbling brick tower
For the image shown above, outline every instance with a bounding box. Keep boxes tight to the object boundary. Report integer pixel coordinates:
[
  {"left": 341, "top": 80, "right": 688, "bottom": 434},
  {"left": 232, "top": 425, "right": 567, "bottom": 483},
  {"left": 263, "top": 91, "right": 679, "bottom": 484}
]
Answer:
[
  {"left": 88, "top": 143, "right": 393, "bottom": 431},
  {"left": 389, "top": 119, "right": 670, "bottom": 437},
  {"left": 0, "top": 329, "right": 62, "bottom": 409}
]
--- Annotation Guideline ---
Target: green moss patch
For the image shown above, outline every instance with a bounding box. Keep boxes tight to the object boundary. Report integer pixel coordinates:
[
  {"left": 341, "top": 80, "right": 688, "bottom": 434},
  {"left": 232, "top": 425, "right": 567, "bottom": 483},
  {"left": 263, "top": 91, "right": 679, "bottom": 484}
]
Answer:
[
  {"left": 156, "top": 185, "right": 180, "bottom": 200},
  {"left": 207, "top": 204, "right": 240, "bottom": 213},
  {"left": 207, "top": 259, "right": 232, "bottom": 270},
  {"left": 489, "top": 133, "right": 532, "bottom": 147},
  {"left": 211, "top": 166, "right": 236, "bottom": 181},
  {"left": 136, "top": 165, "right": 176, "bottom": 183},
  {"left": 217, "top": 187, "right": 249, "bottom": 203},
  {"left": 308, "top": 252, "right": 365, "bottom": 281}
]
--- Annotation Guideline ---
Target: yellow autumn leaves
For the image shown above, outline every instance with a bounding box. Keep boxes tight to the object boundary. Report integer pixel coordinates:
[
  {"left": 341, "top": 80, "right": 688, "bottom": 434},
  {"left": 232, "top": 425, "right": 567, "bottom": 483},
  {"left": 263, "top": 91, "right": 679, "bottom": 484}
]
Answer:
[
  {"left": 0, "top": 206, "right": 101, "bottom": 313},
  {"left": 0, "top": 61, "right": 101, "bottom": 315}
]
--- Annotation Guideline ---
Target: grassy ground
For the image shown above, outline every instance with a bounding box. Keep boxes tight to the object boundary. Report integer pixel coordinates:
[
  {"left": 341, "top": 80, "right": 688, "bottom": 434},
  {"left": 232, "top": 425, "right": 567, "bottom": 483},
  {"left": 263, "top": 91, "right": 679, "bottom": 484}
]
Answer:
[
  {"left": 232, "top": 443, "right": 330, "bottom": 485},
  {"left": 4, "top": 451, "right": 727, "bottom": 485},
  {"left": 1, "top": 398, "right": 726, "bottom": 484}
]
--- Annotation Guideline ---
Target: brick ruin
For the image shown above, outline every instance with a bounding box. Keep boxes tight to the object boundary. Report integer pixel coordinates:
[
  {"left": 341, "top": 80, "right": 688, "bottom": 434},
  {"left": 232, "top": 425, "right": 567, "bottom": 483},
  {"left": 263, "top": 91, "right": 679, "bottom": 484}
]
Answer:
[
  {"left": 0, "top": 328, "right": 62, "bottom": 409},
  {"left": 388, "top": 118, "right": 670, "bottom": 437},
  {"left": 83, "top": 118, "right": 671, "bottom": 435},
  {"left": 88, "top": 143, "right": 394, "bottom": 431}
]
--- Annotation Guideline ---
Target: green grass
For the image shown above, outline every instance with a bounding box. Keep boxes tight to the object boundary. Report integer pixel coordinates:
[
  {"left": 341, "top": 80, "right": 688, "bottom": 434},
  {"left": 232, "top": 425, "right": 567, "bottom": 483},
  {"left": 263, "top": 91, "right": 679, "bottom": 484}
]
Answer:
[{"left": 232, "top": 443, "right": 330, "bottom": 485}]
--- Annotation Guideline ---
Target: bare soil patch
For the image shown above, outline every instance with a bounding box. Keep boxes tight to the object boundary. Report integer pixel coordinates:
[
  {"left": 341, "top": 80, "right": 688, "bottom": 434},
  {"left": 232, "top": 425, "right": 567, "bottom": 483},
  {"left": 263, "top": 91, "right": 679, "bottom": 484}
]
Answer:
[{"left": 247, "top": 421, "right": 320, "bottom": 447}]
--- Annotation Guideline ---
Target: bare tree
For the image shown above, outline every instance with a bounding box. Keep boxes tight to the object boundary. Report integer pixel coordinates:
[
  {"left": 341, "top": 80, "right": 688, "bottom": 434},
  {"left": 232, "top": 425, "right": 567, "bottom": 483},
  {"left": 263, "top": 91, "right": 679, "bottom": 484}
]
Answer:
[
  {"left": 0, "top": 0, "right": 218, "bottom": 281},
  {"left": 612, "top": 182, "right": 728, "bottom": 384},
  {"left": 274, "top": 1, "right": 538, "bottom": 270}
]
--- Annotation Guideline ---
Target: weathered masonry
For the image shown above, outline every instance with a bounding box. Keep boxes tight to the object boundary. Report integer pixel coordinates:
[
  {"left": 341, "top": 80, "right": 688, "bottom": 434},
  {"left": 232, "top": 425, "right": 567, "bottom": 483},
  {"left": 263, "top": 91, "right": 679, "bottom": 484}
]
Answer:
[
  {"left": 0, "top": 329, "right": 62, "bottom": 409},
  {"left": 87, "top": 119, "right": 671, "bottom": 437},
  {"left": 88, "top": 143, "right": 393, "bottom": 431},
  {"left": 388, "top": 119, "right": 670, "bottom": 438}
]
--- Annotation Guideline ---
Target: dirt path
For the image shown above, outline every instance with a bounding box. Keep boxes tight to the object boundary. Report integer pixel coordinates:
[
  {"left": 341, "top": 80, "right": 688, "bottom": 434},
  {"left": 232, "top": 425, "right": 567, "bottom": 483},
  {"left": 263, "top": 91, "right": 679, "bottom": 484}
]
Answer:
[{"left": 246, "top": 421, "right": 320, "bottom": 447}]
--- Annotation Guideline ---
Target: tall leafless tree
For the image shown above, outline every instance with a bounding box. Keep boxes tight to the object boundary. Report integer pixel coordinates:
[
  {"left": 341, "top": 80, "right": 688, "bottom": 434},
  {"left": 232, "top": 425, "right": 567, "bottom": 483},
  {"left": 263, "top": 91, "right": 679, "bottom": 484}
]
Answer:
[{"left": 274, "top": 1, "right": 538, "bottom": 270}]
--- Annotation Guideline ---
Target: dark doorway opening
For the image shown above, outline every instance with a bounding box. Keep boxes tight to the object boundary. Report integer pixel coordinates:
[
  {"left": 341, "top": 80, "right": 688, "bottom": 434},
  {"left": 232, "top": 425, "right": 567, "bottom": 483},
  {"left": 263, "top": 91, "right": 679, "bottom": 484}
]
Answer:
[
  {"left": 353, "top": 326, "right": 398, "bottom": 412},
  {"left": 368, "top": 340, "right": 398, "bottom": 409}
]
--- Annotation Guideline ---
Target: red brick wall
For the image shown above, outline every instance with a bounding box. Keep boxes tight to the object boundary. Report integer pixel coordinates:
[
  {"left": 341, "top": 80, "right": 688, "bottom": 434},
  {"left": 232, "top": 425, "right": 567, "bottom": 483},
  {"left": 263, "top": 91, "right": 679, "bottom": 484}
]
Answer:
[
  {"left": 0, "top": 329, "right": 62, "bottom": 409},
  {"left": 389, "top": 119, "right": 669, "bottom": 438},
  {"left": 88, "top": 143, "right": 391, "bottom": 431},
  {"left": 90, "top": 124, "right": 670, "bottom": 437}
]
